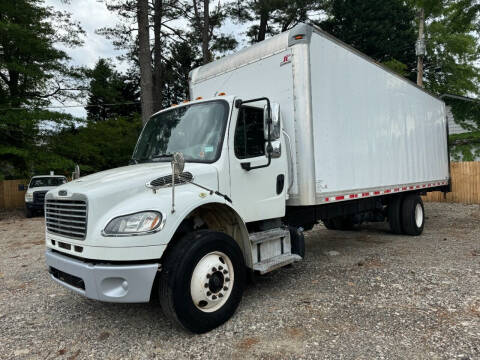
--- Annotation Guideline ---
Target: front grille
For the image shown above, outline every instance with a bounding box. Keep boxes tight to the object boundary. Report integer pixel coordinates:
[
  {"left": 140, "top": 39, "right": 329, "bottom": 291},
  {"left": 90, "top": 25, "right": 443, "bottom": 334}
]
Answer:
[
  {"left": 149, "top": 172, "right": 194, "bottom": 188},
  {"left": 49, "top": 267, "right": 85, "bottom": 290},
  {"left": 45, "top": 199, "right": 87, "bottom": 240},
  {"left": 33, "top": 190, "right": 48, "bottom": 204}
]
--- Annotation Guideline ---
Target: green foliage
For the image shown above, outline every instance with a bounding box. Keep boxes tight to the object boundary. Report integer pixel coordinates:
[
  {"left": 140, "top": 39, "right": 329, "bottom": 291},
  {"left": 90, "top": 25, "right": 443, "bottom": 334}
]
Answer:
[
  {"left": 0, "top": 0, "right": 85, "bottom": 107},
  {"left": 0, "top": 109, "right": 78, "bottom": 179},
  {"left": 383, "top": 59, "right": 410, "bottom": 77},
  {"left": 228, "top": 0, "right": 325, "bottom": 43},
  {"left": 85, "top": 59, "right": 140, "bottom": 121},
  {"left": 48, "top": 116, "right": 142, "bottom": 175},
  {"left": 411, "top": 0, "right": 480, "bottom": 96},
  {"left": 319, "top": 0, "right": 417, "bottom": 80}
]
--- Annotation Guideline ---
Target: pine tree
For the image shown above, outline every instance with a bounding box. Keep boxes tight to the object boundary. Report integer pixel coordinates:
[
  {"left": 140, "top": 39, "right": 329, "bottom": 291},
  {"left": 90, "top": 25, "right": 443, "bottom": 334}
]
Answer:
[{"left": 319, "top": 0, "right": 417, "bottom": 78}]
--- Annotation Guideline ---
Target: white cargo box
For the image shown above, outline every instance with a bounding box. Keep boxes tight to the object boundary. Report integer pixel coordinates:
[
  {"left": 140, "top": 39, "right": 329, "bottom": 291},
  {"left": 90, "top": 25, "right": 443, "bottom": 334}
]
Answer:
[{"left": 190, "top": 24, "right": 449, "bottom": 207}]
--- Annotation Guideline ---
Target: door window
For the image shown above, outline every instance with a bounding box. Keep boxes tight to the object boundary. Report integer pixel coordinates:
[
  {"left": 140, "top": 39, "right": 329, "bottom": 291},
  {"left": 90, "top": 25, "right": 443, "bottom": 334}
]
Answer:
[{"left": 234, "top": 106, "right": 265, "bottom": 159}]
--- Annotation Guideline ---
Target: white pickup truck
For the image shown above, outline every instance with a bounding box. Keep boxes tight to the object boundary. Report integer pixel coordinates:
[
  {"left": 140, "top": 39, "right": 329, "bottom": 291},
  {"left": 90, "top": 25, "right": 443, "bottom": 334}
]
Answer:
[
  {"left": 24, "top": 175, "right": 67, "bottom": 217},
  {"left": 45, "top": 23, "right": 449, "bottom": 333}
]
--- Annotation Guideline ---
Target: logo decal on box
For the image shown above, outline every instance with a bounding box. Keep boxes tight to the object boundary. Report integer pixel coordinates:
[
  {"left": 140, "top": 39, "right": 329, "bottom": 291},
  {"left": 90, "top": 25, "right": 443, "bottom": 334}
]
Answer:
[{"left": 280, "top": 54, "right": 292, "bottom": 66}]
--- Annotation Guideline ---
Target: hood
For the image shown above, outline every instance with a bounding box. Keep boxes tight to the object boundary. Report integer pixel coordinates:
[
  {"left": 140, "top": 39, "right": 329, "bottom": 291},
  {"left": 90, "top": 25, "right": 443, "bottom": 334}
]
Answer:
[
  {"left": 27, "top": 185, "right": 59, "bottom": 194},
  {"left": 51, "top": 162, "right": 219, "bottom": 201}
]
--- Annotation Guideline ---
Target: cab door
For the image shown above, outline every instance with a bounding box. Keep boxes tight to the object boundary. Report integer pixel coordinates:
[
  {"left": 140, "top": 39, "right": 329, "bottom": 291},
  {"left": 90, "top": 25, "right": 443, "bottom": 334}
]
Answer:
[{"left": 228, "top": 101, "right": 287, "bottom": 223}]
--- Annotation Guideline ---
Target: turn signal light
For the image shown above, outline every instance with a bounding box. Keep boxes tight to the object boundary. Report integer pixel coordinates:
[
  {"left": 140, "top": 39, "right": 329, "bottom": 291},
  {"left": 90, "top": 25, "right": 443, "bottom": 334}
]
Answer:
[{"left": 295, "top": 35, "right": 303, "bottom": 40}]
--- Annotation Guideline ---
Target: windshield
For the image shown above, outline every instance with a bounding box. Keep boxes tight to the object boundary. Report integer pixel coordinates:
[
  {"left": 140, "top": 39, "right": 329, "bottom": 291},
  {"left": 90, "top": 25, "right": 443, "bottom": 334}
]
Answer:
[
  {"left": 132, "top": 100, "right": 229, "bottom": 163},
  {"left": 29, "top": 177, "right": 66, "bottom": 188}
]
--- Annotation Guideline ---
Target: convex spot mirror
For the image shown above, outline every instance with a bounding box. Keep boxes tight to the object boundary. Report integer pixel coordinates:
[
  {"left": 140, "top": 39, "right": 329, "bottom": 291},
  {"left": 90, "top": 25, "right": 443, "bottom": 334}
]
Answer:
[{"left": 263, "top": 103, "right": 281, "bottom": 141}]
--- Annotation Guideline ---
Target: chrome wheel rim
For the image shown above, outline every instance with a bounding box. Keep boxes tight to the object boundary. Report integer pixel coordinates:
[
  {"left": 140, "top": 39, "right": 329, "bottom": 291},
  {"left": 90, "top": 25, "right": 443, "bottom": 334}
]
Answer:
[
  {"left": 190, "top": 251, "right": 234, "bottom": 313},
  {"left": 415, "top": 203, "right": 423, "bottom": 228}
]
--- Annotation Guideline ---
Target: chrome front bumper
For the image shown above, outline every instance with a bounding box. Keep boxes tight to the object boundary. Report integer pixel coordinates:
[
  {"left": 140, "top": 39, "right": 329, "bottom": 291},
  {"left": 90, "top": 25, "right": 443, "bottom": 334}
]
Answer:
[{"left": 45, "top": 250, "right": 158, "bottom": 303}]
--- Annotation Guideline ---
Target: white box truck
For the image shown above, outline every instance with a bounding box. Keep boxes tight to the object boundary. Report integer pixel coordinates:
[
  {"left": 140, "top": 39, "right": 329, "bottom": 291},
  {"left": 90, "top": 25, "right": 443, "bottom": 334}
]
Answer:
[{"left": 44, "top": 23, "right": 449, "bottom": 333}]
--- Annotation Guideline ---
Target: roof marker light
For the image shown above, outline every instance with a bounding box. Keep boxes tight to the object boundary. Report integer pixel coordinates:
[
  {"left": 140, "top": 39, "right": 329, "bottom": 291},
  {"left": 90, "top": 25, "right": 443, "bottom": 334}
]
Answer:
[
  {"left": 195, "top": 96, "right": 203, "bottom": 100},
  {"left": 182, "top": 100, "right": 189, "bottom": 103},
  {"left": 295, "top": 35, "right": 303, "bottom": 40},
  {"left": 218, "top": 92, "right": 226, "bottom": 96},
  {"left": 171, "top": 104, "right": 178, "bottom": 107}
]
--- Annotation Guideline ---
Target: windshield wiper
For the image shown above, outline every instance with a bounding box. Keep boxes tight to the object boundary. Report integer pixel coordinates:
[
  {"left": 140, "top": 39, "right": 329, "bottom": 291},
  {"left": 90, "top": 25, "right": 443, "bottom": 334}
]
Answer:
[{"left": 150, "top": 153, "right": 174, "bottom": 161}]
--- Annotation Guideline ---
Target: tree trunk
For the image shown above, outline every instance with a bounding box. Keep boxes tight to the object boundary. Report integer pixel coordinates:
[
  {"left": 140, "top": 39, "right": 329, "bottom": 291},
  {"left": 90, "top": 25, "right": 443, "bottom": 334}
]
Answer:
[
  {"left": 202, "top": 0, "right": 211, "bottom": 64},
  {"left": 257, "top": 10, "right": 268, "bottom": 42},
  {"left": 153, "top": 0, "right": 163, "bottom": 112},
  {"left": 137, "top": 0, "right": 154, "bottom": 125}
]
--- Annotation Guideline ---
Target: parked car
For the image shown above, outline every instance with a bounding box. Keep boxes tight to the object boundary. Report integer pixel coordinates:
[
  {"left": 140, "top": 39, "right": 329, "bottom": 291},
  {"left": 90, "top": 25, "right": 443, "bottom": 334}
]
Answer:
[{"left": 25, "top": 175, "right": 67, "bottom": 218}]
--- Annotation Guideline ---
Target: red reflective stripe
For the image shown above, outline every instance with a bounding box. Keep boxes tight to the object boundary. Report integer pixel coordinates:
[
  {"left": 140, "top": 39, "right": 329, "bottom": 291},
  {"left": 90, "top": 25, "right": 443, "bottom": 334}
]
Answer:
[
  {"left": 394, "top": 188, "right": 399, "bottom": 192},
  {"left": 384, "top": 189, "right": 391, "bottom": 193},
  {"left": 373, "top": 191, "right": 380, "bottom": 195},
  {"left": 402, "top": 187, "right": 407, "bottom": 190},
  {"left": 335, "top": 196, "right": 344, "bottom": 201},
  {"left": 362, "top": 192, "right": 370, "bottom": 197}
]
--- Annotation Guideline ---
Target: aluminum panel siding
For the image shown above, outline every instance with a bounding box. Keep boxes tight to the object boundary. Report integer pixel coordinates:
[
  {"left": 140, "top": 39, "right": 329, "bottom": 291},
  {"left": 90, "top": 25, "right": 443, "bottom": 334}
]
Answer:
[{"left": 308, "top": 32, "right": 449, "bottom": 200}]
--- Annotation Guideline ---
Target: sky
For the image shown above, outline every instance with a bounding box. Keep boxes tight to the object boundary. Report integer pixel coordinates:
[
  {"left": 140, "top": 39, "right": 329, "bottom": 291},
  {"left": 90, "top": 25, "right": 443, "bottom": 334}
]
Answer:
[{"left": 45, "top": 0, "right": 247, "bottom": 118}]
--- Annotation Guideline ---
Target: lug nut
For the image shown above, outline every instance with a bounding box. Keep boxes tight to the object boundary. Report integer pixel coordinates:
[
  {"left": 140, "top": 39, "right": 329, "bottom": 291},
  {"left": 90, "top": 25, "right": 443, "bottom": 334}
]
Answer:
[
  {"left": 212, "top": 267, "right": 217, "bottom": 272},
  {"left": 219, "top": 293, "right": 224, "bottom": 298},
  {"left": 206, "top": 274, "right": 211, "bottom": 278},
  {"left": 218, "top": 266, "right": 223, "bottom": 270},
  {"left": 204, "top": 283, "right": 209, "bottom": 288},
  {"left": 225, "top": 277, "right": 230, "bottom": 282},
  {"left": 223, "top": 270, "right": 228, "bottom": 274},
  {"left": 207, "top": 291, "right": 211, "bottom": 296},
  {"left": 212, "top": 295, "right": 217, "bottom": 300},
  {"left": 223, "top": 286, "right": 228, "bottom": 291}
]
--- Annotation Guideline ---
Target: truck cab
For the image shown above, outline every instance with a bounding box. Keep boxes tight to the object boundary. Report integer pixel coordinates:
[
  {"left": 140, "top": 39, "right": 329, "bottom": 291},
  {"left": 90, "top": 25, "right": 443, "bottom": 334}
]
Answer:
[
  {"left": 45, "top": 96, "right": 299, "bottom": 333},
  {"left": 25, "top": 175, "right": 67, "bottom": 217}
]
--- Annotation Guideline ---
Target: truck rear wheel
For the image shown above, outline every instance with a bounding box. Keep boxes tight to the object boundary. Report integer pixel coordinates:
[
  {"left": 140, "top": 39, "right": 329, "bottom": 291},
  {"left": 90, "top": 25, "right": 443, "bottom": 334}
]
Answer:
[
  {"left": 401, "top": 194, "right": 425, "bottom": 236},
  {"left": 159, "top": 230, "right": 245, "bottom": 333},
  {"left": 387, "top": 195, "right": 403, "bottom": 234}
]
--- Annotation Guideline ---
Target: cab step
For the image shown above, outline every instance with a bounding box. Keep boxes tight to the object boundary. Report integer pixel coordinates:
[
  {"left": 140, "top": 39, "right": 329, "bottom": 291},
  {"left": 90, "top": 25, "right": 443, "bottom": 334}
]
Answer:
[
  {"left": 253, "top": 254, "right": 302, "bottom": 274},
  {"left": 249, "top": 228, "right": 289, "bottom": 245}
]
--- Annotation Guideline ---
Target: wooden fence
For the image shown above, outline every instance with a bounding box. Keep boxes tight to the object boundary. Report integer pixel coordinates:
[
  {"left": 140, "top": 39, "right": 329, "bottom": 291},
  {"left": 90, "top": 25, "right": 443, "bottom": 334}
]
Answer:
[
  {"left": 423, "top": 161, "right": 480, "bottom": 204},
  {"left": 0, "top": 179, "right": 28, "bottom": 210}
]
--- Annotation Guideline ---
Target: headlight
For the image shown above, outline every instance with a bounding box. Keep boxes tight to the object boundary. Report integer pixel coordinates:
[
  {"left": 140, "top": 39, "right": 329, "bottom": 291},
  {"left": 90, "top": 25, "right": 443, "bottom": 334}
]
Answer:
[
  {"left": 25, "top": 193, "right": 33, "bottom": 202},
  {"left": 103, "top": 211, "right": 164, "bottom": 236}
]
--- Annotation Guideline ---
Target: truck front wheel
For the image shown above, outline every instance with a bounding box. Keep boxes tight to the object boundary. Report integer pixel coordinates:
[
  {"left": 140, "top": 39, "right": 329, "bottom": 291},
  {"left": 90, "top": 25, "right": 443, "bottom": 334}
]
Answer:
[
  {"left": 159, "top": 230, "right": 245, "bottom": 333},
  {"left": 401, "top": 194, "right": 425, "bottom": 236}
]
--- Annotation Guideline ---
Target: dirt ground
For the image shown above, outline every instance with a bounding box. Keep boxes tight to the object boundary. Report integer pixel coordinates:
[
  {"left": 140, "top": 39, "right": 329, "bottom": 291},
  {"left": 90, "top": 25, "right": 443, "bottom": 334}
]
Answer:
[{"left": 0, "top": 202, "right": 479, "bottom": 360}]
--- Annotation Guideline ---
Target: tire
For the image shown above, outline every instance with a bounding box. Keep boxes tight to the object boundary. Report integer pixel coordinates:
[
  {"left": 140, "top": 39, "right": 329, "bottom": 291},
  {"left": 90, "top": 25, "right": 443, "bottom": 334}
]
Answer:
[
  {"left": 289, "top": 227, "right": 305, "bottom": 258},
  {"left": 25, "top": 207, "right": 33, "bottom": 218},
  {"left": 401, "top": 194, "right": 425, "bottom": 236},
  {"left": 159, "top": 230, "right": 245, "bottom": 333},
  {"left": 322, "top": 219, "right": 337, "bottom": 230},
  {"left": 387, "top": 195, "right": 403, "bottom": 234}
]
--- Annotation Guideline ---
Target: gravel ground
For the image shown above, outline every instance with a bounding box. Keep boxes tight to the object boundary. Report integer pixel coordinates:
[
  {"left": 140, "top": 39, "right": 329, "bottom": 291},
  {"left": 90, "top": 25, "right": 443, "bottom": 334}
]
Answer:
[{"left": 1, "top": 202, "right": 479, "bottom": 360}]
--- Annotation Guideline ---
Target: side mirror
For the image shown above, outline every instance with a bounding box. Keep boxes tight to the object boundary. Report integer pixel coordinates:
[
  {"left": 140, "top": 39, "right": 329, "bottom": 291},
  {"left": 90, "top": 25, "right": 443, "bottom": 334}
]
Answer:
[{"left": 264, "top": 103, "right": 281, "bottom": 141}]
